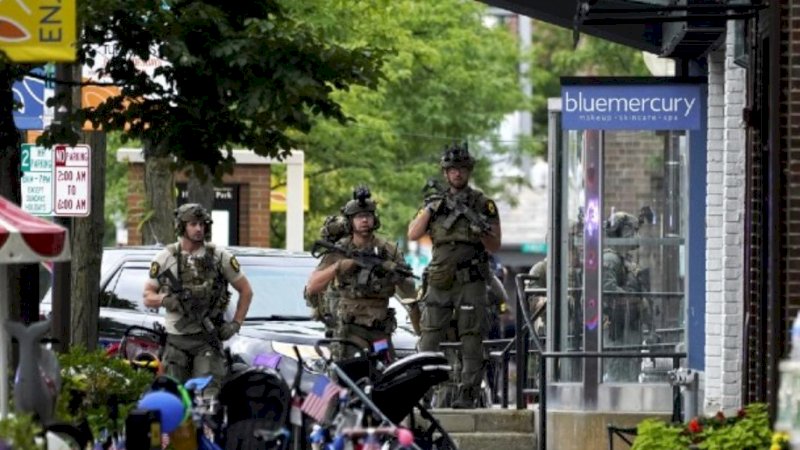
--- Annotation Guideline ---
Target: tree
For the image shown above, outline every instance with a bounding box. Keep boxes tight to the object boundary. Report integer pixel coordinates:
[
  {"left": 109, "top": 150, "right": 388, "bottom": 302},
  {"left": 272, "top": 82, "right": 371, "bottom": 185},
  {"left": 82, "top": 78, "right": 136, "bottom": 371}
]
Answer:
[
  {"left": 271, "top": 0, "right": 526, "bottom": 245},
  {"left": 39, "top": 0, "right": 386, "bottom": 243},
  {"left": 528, "top": 21, "right": 651, "bottom": 155}
]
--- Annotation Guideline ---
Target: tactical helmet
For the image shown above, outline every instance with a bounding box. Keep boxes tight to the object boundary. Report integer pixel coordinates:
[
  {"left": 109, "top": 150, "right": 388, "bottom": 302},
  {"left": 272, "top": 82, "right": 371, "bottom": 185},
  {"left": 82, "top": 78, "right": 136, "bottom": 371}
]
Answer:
[
  {"left": 174, "top": 203, "right": 213, "bottom": 238},
  {"left": 440, "top": 142, "right": 475, "bottom": 170},
  {"left": 605, "top": 211, "right": 640, "bottom": 238},
  {"left": 340, "top": 185, "right": 380, "bottom": 231}
]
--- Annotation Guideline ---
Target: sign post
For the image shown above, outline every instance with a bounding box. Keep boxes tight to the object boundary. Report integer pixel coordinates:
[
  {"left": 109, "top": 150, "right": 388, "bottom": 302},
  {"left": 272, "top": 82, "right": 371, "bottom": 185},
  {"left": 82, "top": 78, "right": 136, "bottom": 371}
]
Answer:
[
  {"left": 20, "top": 144, "right": 53, "bottom": 215},
  {"left": 53, "top": 144, "right": 91, "bottom": 217}
]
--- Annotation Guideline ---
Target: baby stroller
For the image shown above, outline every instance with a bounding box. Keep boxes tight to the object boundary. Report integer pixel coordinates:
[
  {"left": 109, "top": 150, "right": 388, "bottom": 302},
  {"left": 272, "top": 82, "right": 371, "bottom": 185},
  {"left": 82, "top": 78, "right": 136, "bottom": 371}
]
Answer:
[
  {"left": 217, "top": 364, "right": 292, "bottom": 450},
  {"left": 313, "top": 338, "right": 457, "bottom": 450}
]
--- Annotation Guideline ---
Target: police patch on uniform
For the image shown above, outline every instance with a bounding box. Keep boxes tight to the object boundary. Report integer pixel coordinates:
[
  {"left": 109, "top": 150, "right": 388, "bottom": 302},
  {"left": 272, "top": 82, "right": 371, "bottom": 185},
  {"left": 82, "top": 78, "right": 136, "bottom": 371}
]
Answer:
[
  {"left": 149, "top": 262, "right": 160, "bottom": 279},
  {"left": 486, "top": 200, "right": 498, "bottom": 217},
  {"left": 230, "top": 256, "right": 241, "bottom": 273}
]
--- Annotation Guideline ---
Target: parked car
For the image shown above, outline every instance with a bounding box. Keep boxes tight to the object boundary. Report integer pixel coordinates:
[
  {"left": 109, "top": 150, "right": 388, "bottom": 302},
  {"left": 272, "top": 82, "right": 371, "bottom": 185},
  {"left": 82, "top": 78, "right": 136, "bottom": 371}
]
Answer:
[{"left": 40, "top": 246, "right": 419, "bottom": 370}]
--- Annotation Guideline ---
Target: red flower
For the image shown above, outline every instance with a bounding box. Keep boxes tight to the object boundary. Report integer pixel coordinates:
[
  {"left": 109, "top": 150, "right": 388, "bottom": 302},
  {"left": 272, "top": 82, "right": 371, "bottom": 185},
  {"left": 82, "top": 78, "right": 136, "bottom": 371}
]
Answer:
[
  {"left": 688, "top": 418, "right": 703, "bottom": 433},
  {"left": 737, "top": 409, "right": 747, "bottom": 418},
  {"left": 715, "top": 411, "right": 726, "bottom": 423}
]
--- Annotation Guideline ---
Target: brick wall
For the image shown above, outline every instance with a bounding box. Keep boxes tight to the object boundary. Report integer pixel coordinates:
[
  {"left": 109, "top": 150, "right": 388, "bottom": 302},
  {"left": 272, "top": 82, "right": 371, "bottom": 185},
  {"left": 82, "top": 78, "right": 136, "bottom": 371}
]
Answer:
[
  {"left": 704, "top": 24, "right": 747, "bottom": 413},
  {"left": 126, "top": 163, "right": 271, "bottom": 247}
]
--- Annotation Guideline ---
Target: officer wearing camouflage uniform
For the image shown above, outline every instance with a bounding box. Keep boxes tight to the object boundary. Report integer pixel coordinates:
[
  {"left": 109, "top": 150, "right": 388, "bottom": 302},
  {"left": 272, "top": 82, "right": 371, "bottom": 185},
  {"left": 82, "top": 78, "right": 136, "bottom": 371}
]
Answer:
[
  {"left": 602, "top": 211, "right": 648, "bottom": 382},
  {"left": 143, "top": 203, "right": 253, "bottom": 394},
  {"left": 306, "top": 188, "right": 415, "bottom": 360},
  {"left": 304, "top": 215, "right": 349, "bottom": 336},
  {"left": 407, "top": 144, "right": 502, "bottom": 409}
]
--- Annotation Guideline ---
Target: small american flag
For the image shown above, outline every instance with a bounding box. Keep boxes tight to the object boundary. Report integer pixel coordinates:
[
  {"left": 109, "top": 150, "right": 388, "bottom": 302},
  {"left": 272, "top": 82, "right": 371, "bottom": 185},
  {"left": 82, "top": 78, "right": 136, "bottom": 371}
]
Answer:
[{"left": 301, "top": 375, "right": 342, "bottom": 423}]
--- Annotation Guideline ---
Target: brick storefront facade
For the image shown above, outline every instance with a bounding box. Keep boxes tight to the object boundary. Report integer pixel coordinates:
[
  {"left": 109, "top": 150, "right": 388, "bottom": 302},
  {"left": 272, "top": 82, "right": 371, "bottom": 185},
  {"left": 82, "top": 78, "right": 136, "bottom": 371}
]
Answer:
[{"left": 119, "top": 149, "right": 272, "bottom": 247}]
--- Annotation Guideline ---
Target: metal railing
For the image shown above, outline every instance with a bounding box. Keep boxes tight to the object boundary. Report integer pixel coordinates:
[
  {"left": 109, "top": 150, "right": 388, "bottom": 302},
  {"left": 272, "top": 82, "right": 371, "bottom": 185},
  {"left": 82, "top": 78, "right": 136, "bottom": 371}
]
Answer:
[{"left": 508, "top": 273, "right": 687, "bottom": 450}]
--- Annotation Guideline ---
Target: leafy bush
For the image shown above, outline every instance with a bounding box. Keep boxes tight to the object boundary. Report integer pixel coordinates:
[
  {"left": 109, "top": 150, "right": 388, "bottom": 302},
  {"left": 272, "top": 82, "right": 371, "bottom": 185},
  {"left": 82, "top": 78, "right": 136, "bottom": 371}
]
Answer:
[
  {"left": 56, "top": 346, "right": 152, "bottom": 437},
  {"left": 0, "top": 413, "right": 43, "bottom": 450},
  {"left": 632, "top": 403, "right": 775, "bottom": 450}
]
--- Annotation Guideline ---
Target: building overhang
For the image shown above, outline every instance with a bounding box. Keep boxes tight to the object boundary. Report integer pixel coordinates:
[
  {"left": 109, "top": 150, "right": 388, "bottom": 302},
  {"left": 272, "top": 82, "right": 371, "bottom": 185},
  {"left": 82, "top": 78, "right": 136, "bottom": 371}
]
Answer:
[{"left": 481, "top": 0, "right": 766, "bottom": 58}]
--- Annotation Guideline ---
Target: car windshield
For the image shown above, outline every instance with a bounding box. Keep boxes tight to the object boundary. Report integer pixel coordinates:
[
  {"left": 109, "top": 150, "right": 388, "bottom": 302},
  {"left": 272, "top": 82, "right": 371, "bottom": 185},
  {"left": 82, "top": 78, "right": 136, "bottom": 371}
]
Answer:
[{"left": 230, "top": 263, "right": 314, "bottom": 320}]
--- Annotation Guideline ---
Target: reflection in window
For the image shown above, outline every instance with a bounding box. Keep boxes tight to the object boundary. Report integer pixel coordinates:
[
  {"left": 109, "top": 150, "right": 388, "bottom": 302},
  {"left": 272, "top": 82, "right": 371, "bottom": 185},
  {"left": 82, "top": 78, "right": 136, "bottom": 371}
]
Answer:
[{"left": 103, "top": 267, "right": 148, "bottom": 311}]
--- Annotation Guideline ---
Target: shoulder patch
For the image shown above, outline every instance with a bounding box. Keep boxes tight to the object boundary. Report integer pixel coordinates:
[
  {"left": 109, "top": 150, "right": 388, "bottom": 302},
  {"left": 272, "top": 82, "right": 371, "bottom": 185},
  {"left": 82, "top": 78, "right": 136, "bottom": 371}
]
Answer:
[
  {"left": 149, "top": 262, "right": 160, "bottom": 279},
  {"left": 486, "top": 199, "right": 498, "bottom": 217},
  {"left": 230, "top": 255, "right": 241, "bottom": 273}
]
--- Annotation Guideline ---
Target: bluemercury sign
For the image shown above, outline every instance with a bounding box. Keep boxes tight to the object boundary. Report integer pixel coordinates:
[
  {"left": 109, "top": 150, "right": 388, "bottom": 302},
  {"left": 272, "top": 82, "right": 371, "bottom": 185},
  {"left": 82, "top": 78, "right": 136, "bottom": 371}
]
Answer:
[{"left": 561, "top": 83, "right": 703, "bottom": 130}]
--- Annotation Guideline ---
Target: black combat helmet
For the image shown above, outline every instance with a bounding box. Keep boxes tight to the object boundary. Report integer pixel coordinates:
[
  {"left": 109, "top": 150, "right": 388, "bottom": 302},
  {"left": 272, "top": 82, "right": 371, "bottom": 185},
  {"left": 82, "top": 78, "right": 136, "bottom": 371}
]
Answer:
[
  {"left": 605, "top": 211, "right": 640, "bottom": 238},
  {"left": 440, "top": 142, "right": 475, "bottom": 170},
  {"left": 340, "top": 185, "right": 380, "bottom": 230}
]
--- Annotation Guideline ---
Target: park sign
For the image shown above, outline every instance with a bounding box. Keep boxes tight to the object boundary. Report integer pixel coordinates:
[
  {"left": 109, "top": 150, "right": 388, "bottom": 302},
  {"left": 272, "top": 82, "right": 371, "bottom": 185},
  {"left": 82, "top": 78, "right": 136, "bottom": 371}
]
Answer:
[
  {"left": 0, "top": 0, "right": 76, "bottom": 62},
  {"left": 20, "top": 144, "right": 90, "bottom": 217},
  {"left": 561, "top": 78, "right": 704, "bottom": 130}
]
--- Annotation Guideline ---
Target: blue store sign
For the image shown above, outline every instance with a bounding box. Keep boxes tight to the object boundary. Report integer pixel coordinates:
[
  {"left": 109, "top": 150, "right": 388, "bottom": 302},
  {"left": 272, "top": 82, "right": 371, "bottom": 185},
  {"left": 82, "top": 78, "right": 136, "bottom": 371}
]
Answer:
[{"left": 561, "top": 82, "right": 704, "bottom": 130}]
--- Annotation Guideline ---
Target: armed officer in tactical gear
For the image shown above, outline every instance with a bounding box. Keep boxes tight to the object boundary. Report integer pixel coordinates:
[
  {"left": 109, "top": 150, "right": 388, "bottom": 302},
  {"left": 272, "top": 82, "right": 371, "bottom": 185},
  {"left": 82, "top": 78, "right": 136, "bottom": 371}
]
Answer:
[
  {"left": 602, "top": 211, "right": 649, "bottom": 382},
  {"left": 306, "top": 187, "right": 415, "bottom": 360},
  {"left": 143, "top": 203, "right": 253, "bottom": 394},
  {"left": 407, "top": 143, "right": 502, "bottom": 409}
]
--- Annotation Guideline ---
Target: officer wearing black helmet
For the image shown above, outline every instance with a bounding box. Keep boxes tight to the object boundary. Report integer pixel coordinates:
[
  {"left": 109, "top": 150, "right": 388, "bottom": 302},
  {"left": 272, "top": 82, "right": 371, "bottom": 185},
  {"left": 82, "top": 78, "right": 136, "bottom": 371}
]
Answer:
[
  {"left": 602, "top": 211, "right": 649, "bottom": 382},
  {"left": 306, "top": 187, "right": 415, "bottom": 360},
  {"left": 143, "top": 203, "right": 253, "bottom": 394},
  {"left": 407, "top": 143, "right": 502, "bottom": 408}
]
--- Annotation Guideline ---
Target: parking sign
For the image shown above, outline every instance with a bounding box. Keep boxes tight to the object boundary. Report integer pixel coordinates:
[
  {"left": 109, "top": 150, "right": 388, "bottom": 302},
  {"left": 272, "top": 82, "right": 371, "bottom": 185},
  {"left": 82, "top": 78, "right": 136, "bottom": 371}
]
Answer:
[
  {"left": 53, "top": 144, "right": 91, "bottom": 217},
  {"left": 20, "top": 144, "right": 53, "bottom": 215}
]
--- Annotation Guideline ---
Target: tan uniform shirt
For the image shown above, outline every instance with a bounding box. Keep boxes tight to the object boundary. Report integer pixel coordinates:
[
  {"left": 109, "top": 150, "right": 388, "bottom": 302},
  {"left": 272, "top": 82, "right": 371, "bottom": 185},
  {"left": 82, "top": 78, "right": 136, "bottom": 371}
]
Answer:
[{"left": 146, "top": 242, "right": 244, "bottom": 334}]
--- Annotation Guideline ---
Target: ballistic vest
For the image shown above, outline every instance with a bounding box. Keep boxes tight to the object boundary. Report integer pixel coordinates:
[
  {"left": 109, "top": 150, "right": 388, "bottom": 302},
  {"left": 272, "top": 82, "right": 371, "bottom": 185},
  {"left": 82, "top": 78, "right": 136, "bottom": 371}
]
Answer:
[{"left": 167, "top": 242, "right": 229, "bottom": 332}]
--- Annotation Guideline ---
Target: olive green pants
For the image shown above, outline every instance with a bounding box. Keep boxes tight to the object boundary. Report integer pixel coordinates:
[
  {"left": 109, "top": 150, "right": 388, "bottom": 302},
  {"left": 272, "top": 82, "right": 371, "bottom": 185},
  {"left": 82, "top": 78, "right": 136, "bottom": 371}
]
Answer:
[
  {"left": 419, "top": 280, "right": 487, "bottom": 389},
  {"left": 162, "top": 333, "right": 227, "bottom": 395}
]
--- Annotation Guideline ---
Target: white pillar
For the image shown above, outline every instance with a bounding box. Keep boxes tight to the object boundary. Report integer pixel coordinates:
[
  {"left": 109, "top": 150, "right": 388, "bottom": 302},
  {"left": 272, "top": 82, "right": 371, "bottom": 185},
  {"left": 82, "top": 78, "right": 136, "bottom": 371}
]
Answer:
[{"left": 285, "top": 152, "right": 305, "bottom": 252}]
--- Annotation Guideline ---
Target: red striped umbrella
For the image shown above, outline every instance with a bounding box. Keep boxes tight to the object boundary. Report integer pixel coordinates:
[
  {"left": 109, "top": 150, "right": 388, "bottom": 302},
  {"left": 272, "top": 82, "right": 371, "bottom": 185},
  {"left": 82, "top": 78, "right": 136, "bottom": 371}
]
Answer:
[
  {"left": 0, "top": 195, "right": 70, "bottom": 419},
  {"left": 0, "top": 195, "right": 70, "bottom": 263}
]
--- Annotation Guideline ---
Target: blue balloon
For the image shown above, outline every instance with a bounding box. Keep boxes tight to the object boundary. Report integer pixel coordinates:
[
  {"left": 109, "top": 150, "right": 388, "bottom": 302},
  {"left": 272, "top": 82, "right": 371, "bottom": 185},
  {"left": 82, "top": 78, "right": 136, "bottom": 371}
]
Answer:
[{"left": 137, "top": 391, "right": 186, "bottom": 433}]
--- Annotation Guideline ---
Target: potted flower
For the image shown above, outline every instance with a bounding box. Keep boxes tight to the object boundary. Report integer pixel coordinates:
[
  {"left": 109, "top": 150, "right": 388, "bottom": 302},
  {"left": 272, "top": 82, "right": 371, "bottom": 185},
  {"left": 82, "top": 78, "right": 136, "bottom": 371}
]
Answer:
[{"left": 632, "top": 403, "right": 774, "bottom": 449}]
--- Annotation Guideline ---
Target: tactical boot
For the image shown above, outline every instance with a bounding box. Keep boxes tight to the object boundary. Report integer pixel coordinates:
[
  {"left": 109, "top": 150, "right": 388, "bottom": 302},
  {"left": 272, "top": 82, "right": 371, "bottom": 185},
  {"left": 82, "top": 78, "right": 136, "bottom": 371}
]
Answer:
[{"left": 451, "top": 386, "right": 477, "bottom": 409}]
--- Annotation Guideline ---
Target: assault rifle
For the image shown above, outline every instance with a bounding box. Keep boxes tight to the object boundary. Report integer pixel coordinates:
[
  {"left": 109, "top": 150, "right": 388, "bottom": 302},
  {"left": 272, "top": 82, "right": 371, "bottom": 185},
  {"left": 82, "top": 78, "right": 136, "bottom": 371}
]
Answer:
[
  {"left": 157, "top": 268, "right": 222, "bottom": 350},
  {"left": 310, "top": 240, "right": 419, "bottom": 282},
  {"left": 421, "top": 178, "right": 492, "bottom": 234}
]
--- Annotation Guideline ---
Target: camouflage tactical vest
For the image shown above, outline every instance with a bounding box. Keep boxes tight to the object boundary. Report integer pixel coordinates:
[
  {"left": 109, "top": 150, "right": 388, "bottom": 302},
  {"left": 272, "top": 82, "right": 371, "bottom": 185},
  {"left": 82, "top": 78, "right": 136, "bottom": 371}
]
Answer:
[
  {"left": 167, "top": 242, "right": 229, "bottom": 332},
  {"left": 335, "top": 236, "right": 398, "bottom": 301},
  {"left": 429, "top": 188, "right": 485, "bottom": 246}
]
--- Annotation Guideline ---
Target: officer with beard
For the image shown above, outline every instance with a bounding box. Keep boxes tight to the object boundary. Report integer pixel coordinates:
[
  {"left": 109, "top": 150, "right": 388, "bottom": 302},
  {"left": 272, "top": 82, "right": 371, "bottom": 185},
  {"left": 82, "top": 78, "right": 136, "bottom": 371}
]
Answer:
[
  {"left": 306, "top": 187, "right": 415, "bottom": 360},
  {"left": 408, "top": 143, "right": 502, "bottom": 408},
  {"left": 143, "top": 203, "right": 253, "bottom": 395}
]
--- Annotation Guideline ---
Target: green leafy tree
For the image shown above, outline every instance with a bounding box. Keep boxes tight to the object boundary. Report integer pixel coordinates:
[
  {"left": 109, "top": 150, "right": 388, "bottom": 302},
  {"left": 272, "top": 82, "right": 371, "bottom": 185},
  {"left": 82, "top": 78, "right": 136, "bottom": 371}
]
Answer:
[
  {"left": 39, "top": 0, "right": 386, "bottom": 245},
  {"left": 272, "top": 0, "right": 526, "bottom": 245},
  {"left": 529, "top": 21, "right": 651, "bottom": 154}
]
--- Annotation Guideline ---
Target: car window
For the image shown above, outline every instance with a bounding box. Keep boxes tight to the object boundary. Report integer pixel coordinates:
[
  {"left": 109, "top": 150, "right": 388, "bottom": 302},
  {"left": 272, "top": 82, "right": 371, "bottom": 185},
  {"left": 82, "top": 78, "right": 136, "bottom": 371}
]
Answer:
[
  {"left": 101, "top": 266, "right": 148, "bottom": 311},
  {"left": 231, "top": 264, "right": 314, "bottom": 319}
]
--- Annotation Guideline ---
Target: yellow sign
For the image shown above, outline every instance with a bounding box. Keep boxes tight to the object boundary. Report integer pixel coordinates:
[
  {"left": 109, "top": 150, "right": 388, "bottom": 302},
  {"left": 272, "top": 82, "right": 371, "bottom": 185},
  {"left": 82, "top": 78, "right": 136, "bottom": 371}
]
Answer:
[
  {"left": 270, "top": 176, "right": 309, "bottom": 212},
  {"left": 0, "top": 0, "right": 76, "bottom": 62}
]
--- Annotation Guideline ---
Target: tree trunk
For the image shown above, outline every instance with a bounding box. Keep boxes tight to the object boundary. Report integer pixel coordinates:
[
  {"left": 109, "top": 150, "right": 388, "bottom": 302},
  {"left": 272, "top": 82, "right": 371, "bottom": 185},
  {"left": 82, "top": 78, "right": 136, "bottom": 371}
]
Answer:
[
  {"left": 187, "top": 165, "right": 215, "bottom": 211},
  {"left": 0, "top": 66, "right": 25, "bottom": 327},
  {"left": 143, "top": 142, "right": 176, "bottom": 245},
  {"left": 69, "top": 131, "right": 106, "bottom": 350}
]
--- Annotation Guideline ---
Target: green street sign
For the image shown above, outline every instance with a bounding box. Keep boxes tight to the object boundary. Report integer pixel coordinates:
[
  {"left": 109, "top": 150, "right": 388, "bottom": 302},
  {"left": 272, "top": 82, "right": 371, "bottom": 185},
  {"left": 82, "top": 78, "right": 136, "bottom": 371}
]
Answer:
[{"left": 521, "top": 242, "right": 548, "bottom": 254}]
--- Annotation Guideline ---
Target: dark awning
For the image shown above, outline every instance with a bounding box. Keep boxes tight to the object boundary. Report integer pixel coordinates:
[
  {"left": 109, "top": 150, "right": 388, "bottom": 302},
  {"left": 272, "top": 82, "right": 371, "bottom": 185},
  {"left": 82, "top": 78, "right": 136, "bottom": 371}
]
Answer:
[{"left": 480, "top": 0, "right": 765, "bottom": 58}]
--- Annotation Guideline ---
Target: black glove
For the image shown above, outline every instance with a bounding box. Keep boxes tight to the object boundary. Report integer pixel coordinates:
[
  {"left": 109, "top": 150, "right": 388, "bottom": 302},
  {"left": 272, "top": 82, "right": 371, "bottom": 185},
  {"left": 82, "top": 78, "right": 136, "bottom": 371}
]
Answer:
[
  {"left": 219, "top": 321, "right": 241, "bottom": 341},
  {"left": 161, "top": 295, "right": 181, "bottom": 312}
]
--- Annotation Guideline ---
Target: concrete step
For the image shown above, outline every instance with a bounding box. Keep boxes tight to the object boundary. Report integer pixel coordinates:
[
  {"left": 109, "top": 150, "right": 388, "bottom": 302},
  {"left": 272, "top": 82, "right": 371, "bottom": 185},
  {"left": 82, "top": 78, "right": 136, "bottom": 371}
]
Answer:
[
  {"left": 449, "top": 432, "right": 536, "bottom": 450},
  {"left": 425, "top": 408, "right": 536, "bottom": 433}
]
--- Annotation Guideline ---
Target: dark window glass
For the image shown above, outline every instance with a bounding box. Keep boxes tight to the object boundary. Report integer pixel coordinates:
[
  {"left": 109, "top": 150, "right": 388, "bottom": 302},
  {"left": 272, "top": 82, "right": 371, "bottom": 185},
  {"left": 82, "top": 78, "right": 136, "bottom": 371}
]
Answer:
[{"left": 102, "top": 267, "right": 148, "bottom": 311}]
